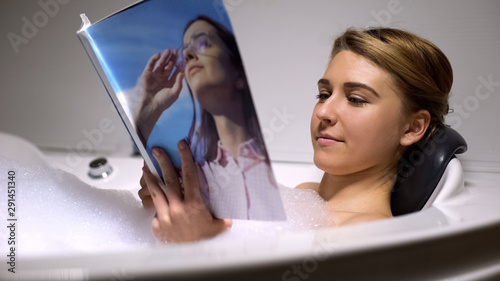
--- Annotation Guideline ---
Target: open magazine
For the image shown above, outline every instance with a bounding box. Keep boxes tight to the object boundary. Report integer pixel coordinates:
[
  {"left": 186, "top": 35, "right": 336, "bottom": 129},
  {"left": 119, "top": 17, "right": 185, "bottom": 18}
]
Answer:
[{"left": 77, "top": 0, "right": 285, "bottom": 220}]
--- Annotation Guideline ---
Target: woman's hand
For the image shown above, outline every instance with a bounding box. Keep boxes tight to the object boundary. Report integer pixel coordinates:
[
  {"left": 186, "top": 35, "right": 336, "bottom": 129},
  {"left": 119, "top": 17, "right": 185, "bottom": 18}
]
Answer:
[
  {"left": 135, "top": 49, "right": 184, "bottom": 142},
  {"left": 138, "top": 161, "right": 154, "bottom": 208},
  {"left": 141, "top": 140, "right": 232, "bottom": 243},
  {"left": 141, "top": 49, "right": 184, "bottom": 113}
]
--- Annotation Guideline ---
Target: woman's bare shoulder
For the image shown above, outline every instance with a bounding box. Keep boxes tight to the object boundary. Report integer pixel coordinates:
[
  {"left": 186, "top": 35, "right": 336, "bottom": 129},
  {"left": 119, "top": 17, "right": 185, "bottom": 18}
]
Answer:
[
  {"left": 339, "top": 212, "right": 392, "bottom": 226},
  {"left": 295, "top": 182, "right": 320, "bottom": 191}
]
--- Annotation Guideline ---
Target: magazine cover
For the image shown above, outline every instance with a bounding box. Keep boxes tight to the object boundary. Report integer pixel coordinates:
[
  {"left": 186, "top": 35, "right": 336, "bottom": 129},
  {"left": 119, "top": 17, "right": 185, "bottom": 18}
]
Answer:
[{"left": 77, "top": 0, "right": 285, "bottom": 220}]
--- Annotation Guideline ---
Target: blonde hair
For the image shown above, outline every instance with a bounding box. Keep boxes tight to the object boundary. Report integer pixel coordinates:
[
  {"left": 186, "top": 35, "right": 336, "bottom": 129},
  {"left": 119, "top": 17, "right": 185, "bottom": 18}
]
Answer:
[{"left": 331, "top": 28, "right": 452, "bottom": 139}]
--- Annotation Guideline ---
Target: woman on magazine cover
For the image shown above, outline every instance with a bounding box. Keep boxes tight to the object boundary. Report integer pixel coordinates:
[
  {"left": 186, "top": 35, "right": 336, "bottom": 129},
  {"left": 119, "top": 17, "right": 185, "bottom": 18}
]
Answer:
[
  {"left": 135, "top": 15, "right": 285, "bottom": 222},
  {"left": 140, "top": 26, "right": 453, "bottom": 244}
]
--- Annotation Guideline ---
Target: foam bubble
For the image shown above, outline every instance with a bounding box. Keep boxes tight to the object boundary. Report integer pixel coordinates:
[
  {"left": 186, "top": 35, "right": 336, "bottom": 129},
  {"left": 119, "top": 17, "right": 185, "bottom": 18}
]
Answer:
[
  {"left": 211, "top": 185, "right": 329, "bottom": 242},
  {"left": 0, "top": 156, "right": 329, "bottom": 255},
  {"left": 0, "top": 157, "right": 157, "bottom": 257}
]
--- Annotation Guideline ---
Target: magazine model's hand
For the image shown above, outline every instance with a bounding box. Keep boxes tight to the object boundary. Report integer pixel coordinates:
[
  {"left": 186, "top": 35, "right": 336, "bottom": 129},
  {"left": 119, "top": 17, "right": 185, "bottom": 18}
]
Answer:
[
  {"left": 141, "top": 48, "right": 184, "bottom": 111},
  {"left": 136, "top": 49, "right": 184, "bottom": 142},
  {"left": 141, "top": 140, "right": 232, "bottom": 243}
]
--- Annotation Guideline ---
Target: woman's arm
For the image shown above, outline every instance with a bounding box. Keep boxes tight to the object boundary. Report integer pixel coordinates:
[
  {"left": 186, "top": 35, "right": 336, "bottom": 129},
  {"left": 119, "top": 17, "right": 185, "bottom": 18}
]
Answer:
[
  {"left": 135, "top": 49, "right": 184, "bottom": 143},
  {"left": 140, "top": 140, "right": 232, "bottom": 243}
]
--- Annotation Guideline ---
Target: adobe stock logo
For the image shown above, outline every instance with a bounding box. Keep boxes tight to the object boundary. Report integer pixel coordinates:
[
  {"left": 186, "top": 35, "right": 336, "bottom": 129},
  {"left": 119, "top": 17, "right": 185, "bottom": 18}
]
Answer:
[
  {"left": 365, "top": 0, "right": 404, "bottom": 27},
  {"left": 49, "top": 117, "right": 116, "bottom": 178},
  {"left": 447, "top": 74, "right": 500, "bottom": 128},
  {"left": 213, "top": 0, "right": 244, "bottom": 22},
  {"left": 262, "top": 106, "right": 296, "bottom": 144},
  {"left": 7, "top": 0, "right": 71, "bottom": 54}
]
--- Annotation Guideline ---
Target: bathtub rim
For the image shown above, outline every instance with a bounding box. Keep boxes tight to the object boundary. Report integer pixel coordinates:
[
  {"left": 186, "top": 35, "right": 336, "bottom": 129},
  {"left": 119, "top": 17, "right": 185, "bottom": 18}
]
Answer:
[{"left": 12, "top": 203, "right": 500, "bottom": 280}]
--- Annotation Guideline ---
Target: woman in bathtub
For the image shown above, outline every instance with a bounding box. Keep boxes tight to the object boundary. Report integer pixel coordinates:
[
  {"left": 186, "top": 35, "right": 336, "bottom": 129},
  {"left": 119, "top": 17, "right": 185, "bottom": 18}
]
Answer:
[
  {"left": 140, "top": 27, "right": 453, "bottom": 243},
  {"left": 135, "top": 15, "right": 285, "bottom": 222}
]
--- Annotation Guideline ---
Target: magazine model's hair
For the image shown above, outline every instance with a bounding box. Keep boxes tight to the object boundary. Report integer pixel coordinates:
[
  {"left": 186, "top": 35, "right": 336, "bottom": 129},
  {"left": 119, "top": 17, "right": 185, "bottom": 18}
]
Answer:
[{"left": 183, "top": 15, "right": 268, "bottom": 162}]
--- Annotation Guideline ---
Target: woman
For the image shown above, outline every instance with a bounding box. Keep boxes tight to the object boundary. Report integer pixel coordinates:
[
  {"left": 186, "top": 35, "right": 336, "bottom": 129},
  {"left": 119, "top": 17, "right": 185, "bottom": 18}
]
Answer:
[
  {"left": 140, "top": 27, "right": 453, "bottom": 242},
  {"left": 136, "top": 15, "right": 285, "bottom": 222}
]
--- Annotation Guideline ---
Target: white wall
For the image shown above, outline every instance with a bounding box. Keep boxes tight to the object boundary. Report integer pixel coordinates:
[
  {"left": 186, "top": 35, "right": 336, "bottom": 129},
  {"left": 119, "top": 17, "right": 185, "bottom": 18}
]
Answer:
[
  {"left": 0, "top": 0, "right": 137, "bottom": 156},
  {"left": 1, "top": 0, "right": 499, "bottom": 171}
]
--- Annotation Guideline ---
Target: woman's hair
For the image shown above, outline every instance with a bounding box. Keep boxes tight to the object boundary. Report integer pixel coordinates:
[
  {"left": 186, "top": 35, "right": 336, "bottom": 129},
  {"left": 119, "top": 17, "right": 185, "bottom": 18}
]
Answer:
[
  {"left": 183, "top": 15, "right": 268, "bottom": 162},
  {"left": 331, "top": 28, "right": 453, "bottom": 140}
]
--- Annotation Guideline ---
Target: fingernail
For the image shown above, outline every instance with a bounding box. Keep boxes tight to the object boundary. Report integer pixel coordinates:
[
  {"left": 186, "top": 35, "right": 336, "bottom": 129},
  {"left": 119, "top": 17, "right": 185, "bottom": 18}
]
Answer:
[
  {"left": 152, "top": 147, "right": 161, "bottom": 157},
  {"left": 142, "top": 165, "right": 150, "bottom": 173},
  {"left": 178, "top": 140, "right": 187, "bottom": 150}
]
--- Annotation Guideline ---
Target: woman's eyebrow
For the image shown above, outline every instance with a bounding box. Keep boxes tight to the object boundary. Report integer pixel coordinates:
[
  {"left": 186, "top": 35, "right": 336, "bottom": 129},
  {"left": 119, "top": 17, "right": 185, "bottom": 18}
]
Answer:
[
  {"left": 192, "top": 32, "right": 208, "bottom": 39},
  {"left": 183, "top": 32, "right": 209, "bottom": 46},
  {"left": 317, "top": 78, "right": 331, "bottom": 87},
  {"left": 344, "top": 82, "right": 380, "bottom": 98}
]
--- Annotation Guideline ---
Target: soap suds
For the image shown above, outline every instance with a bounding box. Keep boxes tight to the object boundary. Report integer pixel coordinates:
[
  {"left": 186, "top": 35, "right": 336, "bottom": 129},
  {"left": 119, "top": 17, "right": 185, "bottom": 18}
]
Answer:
[
  {"left": 0, "top": 157, "right": 157, "bottom": 257},
  {"left": 0, "top": 156, "right": 329, "bottom": 256}
]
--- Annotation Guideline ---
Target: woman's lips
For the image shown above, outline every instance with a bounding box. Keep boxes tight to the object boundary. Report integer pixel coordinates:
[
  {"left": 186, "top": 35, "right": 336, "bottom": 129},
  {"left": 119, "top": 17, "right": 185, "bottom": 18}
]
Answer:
[
  {"left": 187, "top": 65, "right": 203, "bottom": 76},
  {"left": 316, "top": 133, "right": 343, "bottom": 146}
]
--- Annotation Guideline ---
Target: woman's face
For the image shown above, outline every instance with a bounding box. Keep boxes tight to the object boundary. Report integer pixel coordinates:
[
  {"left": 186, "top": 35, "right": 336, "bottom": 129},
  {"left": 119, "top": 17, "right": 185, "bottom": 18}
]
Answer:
[
  {"left": 182, "top": 21, "right": 237, "bottom": 106},
  {"left": 311, "top": 50, "right": 407, "bottom": 176}
]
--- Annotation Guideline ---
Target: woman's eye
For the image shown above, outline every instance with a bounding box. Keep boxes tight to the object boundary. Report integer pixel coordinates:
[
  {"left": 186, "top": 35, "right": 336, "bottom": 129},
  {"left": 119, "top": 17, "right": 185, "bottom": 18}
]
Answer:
[
  {"left": 198, "top": 39, "right": 209, "bottom": 48},
  {"left": 316, "top": 93, "right": 330, "bottom": 101},
  {"left": 347, "top": 96, "right": 367, "bottom": 105},
  {"left": 196, "top": 38, "right": 211, "bottom": 52}
]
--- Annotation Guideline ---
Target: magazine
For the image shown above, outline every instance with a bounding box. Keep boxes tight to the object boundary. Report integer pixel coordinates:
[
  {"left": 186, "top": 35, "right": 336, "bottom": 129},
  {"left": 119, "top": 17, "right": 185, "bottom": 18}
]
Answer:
[{"left": 77, "top": 0, "right": 286, "bottom": 220}]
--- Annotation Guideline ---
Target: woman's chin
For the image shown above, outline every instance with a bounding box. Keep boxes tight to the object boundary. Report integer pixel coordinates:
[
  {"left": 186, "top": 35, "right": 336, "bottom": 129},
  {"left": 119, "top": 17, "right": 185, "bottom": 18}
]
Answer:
[
  {"left": 313, "top": 155, "right": 336, "bottom": 174},
  {"left": 187, "top": 78, "right": 201, "bottom": 92},
  {"left": 313, "top": 154, "right": 353, "bottom": 176}
]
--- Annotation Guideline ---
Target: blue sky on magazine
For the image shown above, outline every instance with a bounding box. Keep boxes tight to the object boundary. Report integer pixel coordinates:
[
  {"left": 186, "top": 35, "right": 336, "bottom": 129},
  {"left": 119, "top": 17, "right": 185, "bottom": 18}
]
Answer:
[
  {"left": 86, "top": 0, "right": 232, "bottom": 169},
  {"left": 87, "top": 0, "right": 232, "bottom": 91}
]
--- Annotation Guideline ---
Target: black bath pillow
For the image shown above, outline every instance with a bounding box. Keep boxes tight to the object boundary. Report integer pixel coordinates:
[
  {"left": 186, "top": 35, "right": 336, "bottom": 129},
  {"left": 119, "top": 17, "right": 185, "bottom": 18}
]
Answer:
[{"left": 391, "top": 126, "right": 468, "bottom": 216}]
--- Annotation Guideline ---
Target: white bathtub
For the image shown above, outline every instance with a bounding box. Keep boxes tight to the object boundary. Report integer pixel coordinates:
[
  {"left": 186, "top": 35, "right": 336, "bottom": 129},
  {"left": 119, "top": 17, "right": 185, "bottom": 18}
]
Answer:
[{"left": 1, "top": 132, "right": 500, "bottom": 281}]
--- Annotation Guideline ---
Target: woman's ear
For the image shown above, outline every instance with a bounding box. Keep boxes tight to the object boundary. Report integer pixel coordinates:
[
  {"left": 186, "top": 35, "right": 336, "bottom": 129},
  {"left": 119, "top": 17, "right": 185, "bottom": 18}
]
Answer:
[
  {"left": 235, "top": 72, "right": 248, "bottom": 91},
  {"left": 400, "top": 110, "right": 431, "bottom": 146}
]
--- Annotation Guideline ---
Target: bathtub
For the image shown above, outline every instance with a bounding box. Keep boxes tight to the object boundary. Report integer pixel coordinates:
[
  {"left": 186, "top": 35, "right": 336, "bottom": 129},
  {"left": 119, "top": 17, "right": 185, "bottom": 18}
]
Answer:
[{"left": 1, "top": 131, "right": 500, "bottom": 281}]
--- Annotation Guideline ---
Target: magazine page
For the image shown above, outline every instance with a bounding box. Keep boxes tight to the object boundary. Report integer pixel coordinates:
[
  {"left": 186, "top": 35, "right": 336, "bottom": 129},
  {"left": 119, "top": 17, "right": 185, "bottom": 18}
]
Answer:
[{"left": 77, "top": 0, "right": 285, "bottom": 220}]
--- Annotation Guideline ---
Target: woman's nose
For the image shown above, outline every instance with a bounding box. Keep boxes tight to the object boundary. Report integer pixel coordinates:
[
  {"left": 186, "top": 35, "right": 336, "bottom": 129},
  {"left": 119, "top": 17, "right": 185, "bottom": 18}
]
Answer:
[
  {"left": 315, "top": 96, "right": 339, "bottom": 125},
  {"left": 183, "top": 47, "right": 197, "bottom": 64}
]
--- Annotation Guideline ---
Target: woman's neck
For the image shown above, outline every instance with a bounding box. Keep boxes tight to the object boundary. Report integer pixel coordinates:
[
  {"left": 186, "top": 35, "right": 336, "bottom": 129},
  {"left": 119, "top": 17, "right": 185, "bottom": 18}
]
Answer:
[
  {"left": 317, "top": 166, "right": 396, "bottom": 226},
  {"left": 212, "top": 109, "right": 250, "bottom": 160}
]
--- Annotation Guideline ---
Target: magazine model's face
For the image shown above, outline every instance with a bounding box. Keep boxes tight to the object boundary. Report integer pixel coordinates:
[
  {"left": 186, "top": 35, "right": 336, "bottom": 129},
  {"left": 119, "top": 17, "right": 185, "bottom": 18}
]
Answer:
[
  {"left": 311, "top": 50, "right": 407, "bottom": 176},
  {"left": 182, "top": 21, "right": 239, "bottom": 113}
]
